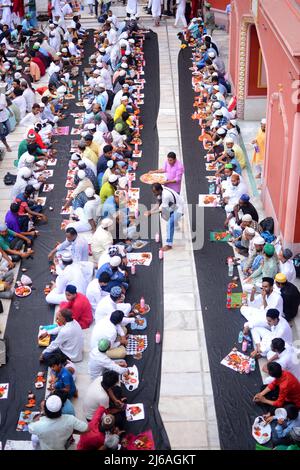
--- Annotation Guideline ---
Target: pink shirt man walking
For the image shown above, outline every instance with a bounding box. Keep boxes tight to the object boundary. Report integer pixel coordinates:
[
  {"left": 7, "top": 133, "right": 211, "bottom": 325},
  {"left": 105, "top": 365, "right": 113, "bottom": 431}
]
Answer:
[{"left": 149, "top": 152, "right": 184, "bottom": 194}]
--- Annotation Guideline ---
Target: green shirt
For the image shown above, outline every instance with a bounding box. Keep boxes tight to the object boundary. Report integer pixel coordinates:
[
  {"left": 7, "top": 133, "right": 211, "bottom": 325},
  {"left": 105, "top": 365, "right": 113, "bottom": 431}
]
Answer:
[
  {"left": 17, "top": 139, "right": 44, "bottom": 160},
  {"left": 0, "top": 229, "right": 16, "bottom": 251},
  {"left": 100, "top": 182, "right": 115, "bottom": 204}
]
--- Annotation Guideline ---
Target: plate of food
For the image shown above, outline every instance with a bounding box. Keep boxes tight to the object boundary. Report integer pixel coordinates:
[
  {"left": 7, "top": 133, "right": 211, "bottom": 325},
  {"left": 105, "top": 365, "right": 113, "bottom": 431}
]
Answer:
[
  {"left": 42, "top": 169, "right": 54, "bottom": 178},
  {"left": 122, "top": 365, "right": 139, "bottom": 391},
  {"left": 126, "top": 403, "right": 145, "bottom": 422},
  {"left": 65, "top": 93, "right": 75, "bottom": 100},
  {"left": 47, "top": 158, "right": 57, "bottom": 166},
  {"left": 221, "top": 348, "right": 250, "bottom": 374},
  {"left": 130, "top": 315, "right": 147, "bottom": 330},
  {"left": 43, "top": 183, "right": 54, "bottom": 192},
  {"left": 198, "top": 194, "right": 220, "bottom": 207},
  {"left": 131, "top": 240, "right": 148, "bottom": 250},
  {"left": 132, "top": 303, "right": 150, "bottom": 315},
  {"left": 60, "top": 206, "right": 72, "bottom": 215},
  {"left": 252, "top": 416, "right": 271, "bottom": 444},
  {"left": 205, "top": 162, "right": 218, "bottom": 172},
  {"left": 65, "top": 178, "right": 74, "bottom": 188},
  {"left": 140, "top": 172, "right": 166, "bottom": 185},
  {"left": 16, "top": 411, "right": 39, "bottom": 432},
  {"left": 35, "top": 197, "right": 46, "bottom": 206},
  {"left": 15, "top": 285, "right": 31, "bottom": 297},
  {"left": 126, "top": 252, "right": 152, "bottom": 266}
]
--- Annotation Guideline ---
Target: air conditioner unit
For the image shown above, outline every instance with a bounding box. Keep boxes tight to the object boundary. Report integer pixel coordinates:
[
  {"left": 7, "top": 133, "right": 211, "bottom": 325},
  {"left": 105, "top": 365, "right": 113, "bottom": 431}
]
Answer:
[{"left": 0, "top": 339, "right": 6, "bottom": 366}]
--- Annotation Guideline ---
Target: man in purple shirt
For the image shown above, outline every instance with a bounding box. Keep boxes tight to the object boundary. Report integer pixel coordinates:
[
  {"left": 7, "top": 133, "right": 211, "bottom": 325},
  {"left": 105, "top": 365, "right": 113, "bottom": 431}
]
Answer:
[
  {"left": 5, "top": 203, "right": 38, "bottom": 239},
  {"left": 149, "top": 152, "right": 184, "bottom": 194}
]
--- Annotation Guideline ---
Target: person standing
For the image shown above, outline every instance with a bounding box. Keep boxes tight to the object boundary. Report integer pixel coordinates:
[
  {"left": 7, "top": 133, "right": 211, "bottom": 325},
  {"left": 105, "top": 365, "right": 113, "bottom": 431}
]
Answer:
[
  {"left": 174, "top": 0, "right": 187, "bottom": 28},
  {"left": 151, "top": 0, "right": 161, "bottom": 26},
  {"left": 126, "top": 0, "right": 137, "bottom": 17},
  {"left": 252, "top": 118, "right": 266, "bottom": 180},
  {"left": 0, "top": 93, "right": 11, "bottom": 152},
  {"left": 204, "top": 2, "right": 216, "bottom": 36},
  {"left": 145, "top": 183, "right": 184, "bottom": 251},
  {"left": 149, "top": 152, "right": 184, "bottom": 193},
  {"left": 0, "top": 1, "right": 13, "bottom": 28}
]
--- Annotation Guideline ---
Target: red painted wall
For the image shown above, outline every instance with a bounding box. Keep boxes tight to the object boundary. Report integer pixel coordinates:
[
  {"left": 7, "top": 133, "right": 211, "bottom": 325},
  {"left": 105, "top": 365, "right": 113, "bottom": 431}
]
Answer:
[
  {"left": 294, "top": 184, "right": 300, "bottom": 242},
  {"left": 247, "top": 25, "right": 267, "bottom": 96},
  {"left": 229, "top": 0, "right": 300, "bottom": 245},
  {"left": 210, "top": 0, "right": 229, "bottom": 9}
]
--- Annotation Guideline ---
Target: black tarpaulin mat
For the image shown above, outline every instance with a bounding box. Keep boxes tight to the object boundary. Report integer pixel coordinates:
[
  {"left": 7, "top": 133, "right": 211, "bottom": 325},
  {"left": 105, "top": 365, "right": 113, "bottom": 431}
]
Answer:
[
  {"left": 118, "top": 30, "right": 169, "bottom": 450},
  {"left": 0, "top": 30, "right": 169, "bottom": 451},
  {"left": 178, "top": 47, "right": 265, "bottom": 450}
]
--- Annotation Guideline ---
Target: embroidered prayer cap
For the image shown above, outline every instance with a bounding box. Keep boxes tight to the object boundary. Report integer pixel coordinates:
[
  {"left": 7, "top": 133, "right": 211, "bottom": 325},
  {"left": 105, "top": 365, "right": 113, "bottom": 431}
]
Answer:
[
  {"left": 110, "top": 286, "right": 122, "bottom": 298},
  {"left": 98, "top": 338, "right": 110, "bottom": 352},
  {"left": 264, "top": 243, "right": 275, "bottom": 256},
  {"left": 110, "top": 256, "right": 121, "bottom": 267},
  {"left": 61, "top": 251, "right": 73, "bottom": 262},
  {"left": 46, "top": 395, "right": 62, "bottom": 413}
]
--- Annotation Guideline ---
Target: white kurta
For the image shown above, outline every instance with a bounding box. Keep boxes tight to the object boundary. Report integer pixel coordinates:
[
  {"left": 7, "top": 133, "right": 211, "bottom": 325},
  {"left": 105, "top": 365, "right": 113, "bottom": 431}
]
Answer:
[
  {"left": 241, "top": 290, "right": 284, "bottom": 327},
  {"left": 251, "top": 317, "right": 293, "bottom": 356},
  {"left": 43, "top": 320, "right": 84, "bottom": 363},
  {"left": 279, "top": 260, "right": 296, "bottom": 284},
  {"left": 88, "top": 347, "right": 127, "bottom": 380},
  {"left": 94, "top": 295, "right": 132, "bottom": 324},
  {"left": 175, "top": 0, "right": 187, "bottom": 27},
  {"left": 86, "top": 278, "right": 110, "bottom": 313},
  {"left": 151, "top": 0, "right": 161, "bottom": 18},
  {"left": 264, "top": 345, "right": 300, "bottom": 384},
  {"left": 0, "top": 1, "right": 12, "bottom": 27},
  {"left": 126, "top": 0, "right": 138, "bottom": 15}
]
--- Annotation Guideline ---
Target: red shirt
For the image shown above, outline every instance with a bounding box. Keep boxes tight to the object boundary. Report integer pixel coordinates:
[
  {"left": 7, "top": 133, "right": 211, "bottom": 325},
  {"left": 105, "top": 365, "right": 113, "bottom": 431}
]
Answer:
[
  {"left": 77, "top": 406, "right": 106, "bottom": 450},
  {"left": 60, "top": 293, "right": 93, "bottom": 330},
  {"left": 28, "top": 129, "right": 46, "bottom": 149},
  {"left": 268, "top": 370, "right": 300, "bottom": 408}
]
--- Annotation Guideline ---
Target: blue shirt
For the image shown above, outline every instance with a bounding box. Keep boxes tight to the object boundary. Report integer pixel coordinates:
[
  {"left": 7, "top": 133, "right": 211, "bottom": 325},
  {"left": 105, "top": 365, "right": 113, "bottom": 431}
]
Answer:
[
  {"left": 102, "top": 195, "right": 117, "bottom": 219},
  {"left": 230, "top": 158, "right": 242, "bottom": 175},
  {"left": 97, "top": 155, "right": 109, "bottom": 175},
  {"left": 54, "top": 367, "right": 76, "bottom": 398},
  {"left": 275, "top": 412, "right": 300, "bottom": 438},
  {"left": 96, "top": 262, "right": 126, "bottom": 284},
  {"left": 62, "top": 399, "right": 75, "bottom": 416}
]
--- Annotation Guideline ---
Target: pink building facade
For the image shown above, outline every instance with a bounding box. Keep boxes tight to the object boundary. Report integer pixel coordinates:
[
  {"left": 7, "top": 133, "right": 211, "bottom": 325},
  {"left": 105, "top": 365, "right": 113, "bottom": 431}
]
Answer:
[{"left": 225, "top": 0, "right": 300, "bottom": 249}]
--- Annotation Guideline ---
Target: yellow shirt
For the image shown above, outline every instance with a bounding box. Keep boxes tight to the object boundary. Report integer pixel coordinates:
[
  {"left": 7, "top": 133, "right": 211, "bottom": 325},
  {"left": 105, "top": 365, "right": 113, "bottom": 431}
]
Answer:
[
  {"left": 89, "top": 141, "right": 100, "bottom": 157},
  {"left": 100, "top": 181, "right": 115, "bottom": 204},
  {"left": 83, "top": 147, "right": 98, "bottom": 166},
  {"left": 233, "top": 144, "right": 246, "bottom": 169},
  {"left": 252, "top": 128, "right": 265, "bottom": 165},
  {"left": 114, "top": 103, "right": 126, "bottom": 122}
]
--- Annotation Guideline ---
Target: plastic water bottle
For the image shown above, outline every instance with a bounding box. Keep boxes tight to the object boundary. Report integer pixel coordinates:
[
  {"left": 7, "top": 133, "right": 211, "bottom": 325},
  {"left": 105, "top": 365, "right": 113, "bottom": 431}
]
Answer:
[
  {"left": 155, "top": 331, "right": 161, "bottom": 344},
  {"left": 209, "top": 183, "right": 215, "bottom": 194},
  {"left": 250, "top": 358, "right": 256, "bottom": 371},
  {"left": 242, "top": 339, "right": 248, "bottom": 352},
  {"left": 140, "top": 296, "right": 145, "bottom": 309},
  {"left": 238, "top": 331, "right": 243, "bottom": 343},
  {"left": 228, "top": 257, "right": 234, "bottom": 276},
  {"left": 159, "top": 248, "right": 163, "bottom": 259},
  {"left": 245, "top": 362, "right": 250, "bottom": 374},
  {"left": 131, "top": 264, "right": 136, "bottom": 275},
  {"left": 155, "top": 233, "right": 160, "bottom": 243}
]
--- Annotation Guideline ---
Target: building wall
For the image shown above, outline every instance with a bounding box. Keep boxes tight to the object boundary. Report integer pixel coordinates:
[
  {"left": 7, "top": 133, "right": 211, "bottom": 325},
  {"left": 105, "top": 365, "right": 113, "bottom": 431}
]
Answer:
[
  {"left": 247, "top": 25, "right": 267, "bottom": 96},
  {"left": 209, "top": 0, "right": 229, "bottom": 10},
  {"left": 229, "top": 0, "right": 300, "bottom": 246}
]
